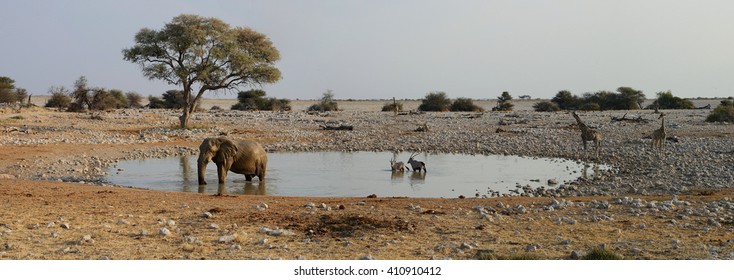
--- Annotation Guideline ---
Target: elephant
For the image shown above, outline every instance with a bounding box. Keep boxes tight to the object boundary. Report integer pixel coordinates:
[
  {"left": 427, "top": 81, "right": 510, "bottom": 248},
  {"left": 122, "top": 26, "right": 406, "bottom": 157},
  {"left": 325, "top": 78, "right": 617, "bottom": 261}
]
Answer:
[{"left": 197, "top": 137, "right": 268, "bottom": 185}]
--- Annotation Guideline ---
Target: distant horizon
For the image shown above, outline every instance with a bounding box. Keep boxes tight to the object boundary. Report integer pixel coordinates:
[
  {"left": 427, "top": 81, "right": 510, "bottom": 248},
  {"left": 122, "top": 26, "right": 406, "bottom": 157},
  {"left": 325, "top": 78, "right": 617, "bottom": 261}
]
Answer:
[
  {"left": 4, "top": 1, "right": 734, "bottom": 99},
  {"left": 28, "top": 94, "right": 731, "bottom": 101}
]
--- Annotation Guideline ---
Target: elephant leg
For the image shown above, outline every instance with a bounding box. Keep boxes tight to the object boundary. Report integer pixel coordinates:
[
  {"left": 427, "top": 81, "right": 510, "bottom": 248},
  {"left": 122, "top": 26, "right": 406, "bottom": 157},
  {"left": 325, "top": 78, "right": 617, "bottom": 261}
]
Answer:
[{"left": 217, "top": 163, "right": 229, "bottom": 184}]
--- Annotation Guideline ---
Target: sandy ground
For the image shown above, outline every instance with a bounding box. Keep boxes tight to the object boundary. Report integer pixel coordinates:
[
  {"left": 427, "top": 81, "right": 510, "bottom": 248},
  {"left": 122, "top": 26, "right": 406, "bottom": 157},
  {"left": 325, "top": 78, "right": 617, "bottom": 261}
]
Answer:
[{"left": 0, "top": 99, "right": 732, "bottom": 260}]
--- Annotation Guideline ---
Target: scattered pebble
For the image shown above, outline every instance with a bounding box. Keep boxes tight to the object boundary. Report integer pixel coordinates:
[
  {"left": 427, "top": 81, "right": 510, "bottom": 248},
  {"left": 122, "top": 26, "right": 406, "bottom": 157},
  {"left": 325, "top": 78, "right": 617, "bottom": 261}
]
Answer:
[
  {"left": 158, "top": 228, "right": 171, "bottom": 236},
  {"left": 219, "top": 235, "right": 237, "bottom": 243}
]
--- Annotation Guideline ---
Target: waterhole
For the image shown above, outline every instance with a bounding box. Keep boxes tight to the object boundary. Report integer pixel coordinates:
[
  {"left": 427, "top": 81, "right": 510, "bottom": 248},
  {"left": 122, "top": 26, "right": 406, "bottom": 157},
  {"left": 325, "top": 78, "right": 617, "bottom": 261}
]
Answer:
[{"left": 106, "top": 152, "right": 608, "bottom": 198}]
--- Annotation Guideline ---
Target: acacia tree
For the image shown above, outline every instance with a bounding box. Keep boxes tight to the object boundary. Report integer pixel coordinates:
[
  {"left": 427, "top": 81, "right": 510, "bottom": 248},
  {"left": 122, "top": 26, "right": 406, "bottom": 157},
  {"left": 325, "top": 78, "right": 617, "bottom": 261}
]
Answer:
[{"left": 122, "top": 14, "right": 281, "bottom": 128}]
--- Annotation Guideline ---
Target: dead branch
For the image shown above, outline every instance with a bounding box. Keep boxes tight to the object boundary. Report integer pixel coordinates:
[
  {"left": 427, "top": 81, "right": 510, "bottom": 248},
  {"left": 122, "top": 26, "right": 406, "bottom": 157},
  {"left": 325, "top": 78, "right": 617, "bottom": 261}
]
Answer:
[{"left": 611, "top": 113, "right": 649, "bottom": 123}]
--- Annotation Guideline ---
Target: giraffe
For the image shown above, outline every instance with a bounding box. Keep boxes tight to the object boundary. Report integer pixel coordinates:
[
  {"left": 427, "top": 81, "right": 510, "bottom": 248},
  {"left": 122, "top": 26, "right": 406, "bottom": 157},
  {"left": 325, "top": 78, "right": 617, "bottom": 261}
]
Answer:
[
  {"left": 571, "top": 111, "right": 602, "bottom": 158},
  {"left": 651, "top": 113, "right": 666, "bottom": 152}
]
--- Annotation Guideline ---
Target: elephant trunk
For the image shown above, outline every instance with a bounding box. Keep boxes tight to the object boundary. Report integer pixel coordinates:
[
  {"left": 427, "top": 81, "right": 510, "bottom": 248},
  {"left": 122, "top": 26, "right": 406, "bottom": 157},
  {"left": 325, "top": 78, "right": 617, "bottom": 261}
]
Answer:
[{"left": 197, "top": 155, "right": 209, "bottom": 185}]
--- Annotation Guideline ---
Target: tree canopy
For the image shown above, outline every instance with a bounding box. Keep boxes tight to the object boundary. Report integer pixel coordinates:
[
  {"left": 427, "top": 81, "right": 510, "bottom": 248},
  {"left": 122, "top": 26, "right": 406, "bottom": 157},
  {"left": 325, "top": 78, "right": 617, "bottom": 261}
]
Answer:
[
  {"left": 0, "top": 76, "right": 28, "bottom": 104},
  {"left": 122, "top": 14, "right": 281, "bottom": 127}
]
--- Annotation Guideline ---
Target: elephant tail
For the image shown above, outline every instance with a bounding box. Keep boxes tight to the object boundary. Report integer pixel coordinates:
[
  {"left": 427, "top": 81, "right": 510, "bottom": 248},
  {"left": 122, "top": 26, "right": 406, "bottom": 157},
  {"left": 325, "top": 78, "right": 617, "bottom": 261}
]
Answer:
[{"left": 257, "top": 159, "right": 267, "bottom": 180}]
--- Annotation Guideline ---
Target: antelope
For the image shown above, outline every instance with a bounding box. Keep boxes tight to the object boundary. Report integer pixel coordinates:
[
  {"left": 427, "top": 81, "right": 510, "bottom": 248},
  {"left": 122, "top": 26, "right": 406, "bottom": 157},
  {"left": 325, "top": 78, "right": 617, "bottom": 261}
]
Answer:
[
  {"left": 407, "top": 152, "right": 426, "bottom": 172},
  {"left": 390, "top": 153, "right": 408, "bottom": 172}
]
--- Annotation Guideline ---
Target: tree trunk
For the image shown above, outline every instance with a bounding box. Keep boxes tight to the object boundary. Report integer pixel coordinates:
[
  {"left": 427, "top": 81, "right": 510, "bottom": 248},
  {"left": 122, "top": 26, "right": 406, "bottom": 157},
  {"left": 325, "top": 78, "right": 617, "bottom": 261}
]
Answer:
[
  {"left": 179, "top": 108, "right": 190, "bottom": 128},
  {"left": 179, "top": 83, "right": 194, "bottom": 129}
]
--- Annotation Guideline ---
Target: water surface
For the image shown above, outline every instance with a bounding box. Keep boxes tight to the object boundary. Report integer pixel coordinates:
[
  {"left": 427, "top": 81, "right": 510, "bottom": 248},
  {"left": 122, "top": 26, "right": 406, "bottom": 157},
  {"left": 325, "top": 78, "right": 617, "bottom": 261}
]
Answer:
[{"left": 106, "top": 152, "right": 606, "bottom": 198}]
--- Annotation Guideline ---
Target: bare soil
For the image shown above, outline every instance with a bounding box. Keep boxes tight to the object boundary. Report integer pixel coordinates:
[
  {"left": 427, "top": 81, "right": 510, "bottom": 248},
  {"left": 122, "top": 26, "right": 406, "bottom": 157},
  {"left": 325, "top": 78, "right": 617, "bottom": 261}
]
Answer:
[{"left": 0, "top": 100, "right": 732, "bottom": 260}]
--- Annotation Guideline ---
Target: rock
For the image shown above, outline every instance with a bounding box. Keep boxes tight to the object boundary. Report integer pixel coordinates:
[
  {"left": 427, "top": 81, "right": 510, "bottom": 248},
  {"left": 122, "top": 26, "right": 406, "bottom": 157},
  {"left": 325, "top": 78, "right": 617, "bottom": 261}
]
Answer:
[
  {"left": 228, "top": 245, "right": 241, "bottom": 250},
  {"left": 547, "top": 178, "right": 559, "bottom": 185},
  {"left": 202, "top": 212, "right": 213, "bottom": 218},
  {"left": 359, "top": 254, "right": 375, "bottom": 260},
  {"left": 219, "top": 235, "right": 237, "bottom": 243},
  {"left": 208, "top": 223, "right": 219, "bottom": 229},
  {"left": 525, "top": 244, "right": 540, "bottom": 252},
  {"left": 707, "top": 218, "right": 722, "bottom": 227},
  {"left": 78, "top": 235, "right": 94, "bottom": 245},
  {"left": 254, "top": 203, "right": 269, "bottom": 211},
  {"left": 158, "top": 228, "right": 171, "bottom": 236},
  {"left": 60, "top": 223, "right": 71, "bottom": 229},
  {"left": 570, "top": 250, "right": 586, "bottom": 259},
  {"left": 266, "top": 229, "right": 293, "bottom": 236},
  {"left": 165, "top": 219, "right": 175, "bottom": 227},
  {"left": 184, "top": 236, "right": 199, "bottom": 244},
  {"left": 138, "top": 230, "right": 149, "bottom": 236}
]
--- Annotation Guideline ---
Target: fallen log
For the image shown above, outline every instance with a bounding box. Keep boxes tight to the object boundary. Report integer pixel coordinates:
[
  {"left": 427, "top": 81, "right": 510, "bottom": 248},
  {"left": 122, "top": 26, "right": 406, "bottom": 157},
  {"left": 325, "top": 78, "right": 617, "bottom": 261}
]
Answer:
[{"left": 320, "top": 125, "right": 353, "bottom": 131}]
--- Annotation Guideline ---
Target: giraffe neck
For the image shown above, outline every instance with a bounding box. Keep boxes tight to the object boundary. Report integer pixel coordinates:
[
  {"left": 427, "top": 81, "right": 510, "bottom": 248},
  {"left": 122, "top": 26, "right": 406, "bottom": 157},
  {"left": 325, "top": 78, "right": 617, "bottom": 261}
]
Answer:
[
  {"left": 573, "top": 114, "right": 587, "bottom": 128},
  {"left": 660, "top": 116, "right": 665, "bottom": 132}
]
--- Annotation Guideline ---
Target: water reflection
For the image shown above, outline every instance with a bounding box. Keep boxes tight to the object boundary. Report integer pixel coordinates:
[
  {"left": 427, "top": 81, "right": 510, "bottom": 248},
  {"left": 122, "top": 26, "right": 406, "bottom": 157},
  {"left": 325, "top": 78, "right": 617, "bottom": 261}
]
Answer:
[
  {"left": 390, "top": 170, "right": 405, "bottom": 182},
  {"left": 409, "top": 171, "right": 426, "bottom": 186},
  {"left": 107, "top": 152, "right": 611, "bottom": 198}
]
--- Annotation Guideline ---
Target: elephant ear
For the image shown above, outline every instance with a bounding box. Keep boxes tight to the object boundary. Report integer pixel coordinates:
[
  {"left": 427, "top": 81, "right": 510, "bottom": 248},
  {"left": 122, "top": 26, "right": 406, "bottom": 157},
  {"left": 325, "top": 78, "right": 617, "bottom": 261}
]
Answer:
[{"left": 217, "top": 138, "right": 238, "bottom": 160}]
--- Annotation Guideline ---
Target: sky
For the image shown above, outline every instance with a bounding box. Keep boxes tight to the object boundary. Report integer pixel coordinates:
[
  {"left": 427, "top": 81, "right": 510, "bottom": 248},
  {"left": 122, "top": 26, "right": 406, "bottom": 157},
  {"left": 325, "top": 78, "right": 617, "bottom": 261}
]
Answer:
[{"left": 2, "top": 0, "right": 734, "bottom": 100}]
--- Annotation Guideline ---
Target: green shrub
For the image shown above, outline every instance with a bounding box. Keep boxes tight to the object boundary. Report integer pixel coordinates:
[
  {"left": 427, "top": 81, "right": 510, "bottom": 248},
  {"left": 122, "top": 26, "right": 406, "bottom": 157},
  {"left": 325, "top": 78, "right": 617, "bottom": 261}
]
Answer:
[
  {"left": 147, "top": 96, "right": 166, "bottom": 108},
  {"left": 583, "top": 248, "right": 624, "bottom": 260},
  {"left": 108, "top": 89, "right": 129, "bottom": 109},
  {"left": 552, "top": 87, "right": 645, "bottom": 111},
  {"left": 579, "top": 102, "right": 601, "bottom": 111},
  {"left": 308, "top": 90, "right": 339, "bottom": 112},
  {"left": 145, "top": 90, "right": 200, "bottom": 110},
  {"left": 266, "top": 97, "right": 291, "bottom": 111},
  {"left": 161, "top": 90, "right": 188, "bottom": 109},
  {"left": 90, "top": 90, "right": 119, "bottom": 110},
  {"left": 231, "top": 89, "right": 291, "bottom": 111},
  {"left": 533, "top": 101, "right": 560, "bottom": 112},
  {"left": 0, "top": 76, "right": 23, "bottom": 104},
  {"left": 419, "top": 91, "right": 451, "bottom": 112},
  {"left": 126, "top": 92, "right": 144, "bottom": 108},
  {"left": 381, "top": 101, "right": 404, "bottom": 112},
  {"left": 706, "top": 102, "right": 734, "bottom": 123},
  {"left": 451, "top": 98, "right": 484, "bottom": 112},
  {"left": 646, "top": 91, "right": 694, "bottom": 110},
  {"left": 492, "top": 91, "right": 514, "bottom": 111},
  {"left": 551, "top": 90, "right": 581, "bottom": 110},
  {"left": 45, "top": 86, "right": 72, "bottom": 109},
  {"left": 67, "top": 76, "right": 131, "bottom": 111}
]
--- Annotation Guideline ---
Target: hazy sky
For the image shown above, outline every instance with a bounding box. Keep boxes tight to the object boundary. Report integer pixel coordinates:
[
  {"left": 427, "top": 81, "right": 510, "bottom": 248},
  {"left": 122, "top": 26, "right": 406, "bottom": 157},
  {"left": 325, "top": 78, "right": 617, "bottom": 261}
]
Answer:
[{"left": 2, "top": 0, "right": 733, "bottom": 99}]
